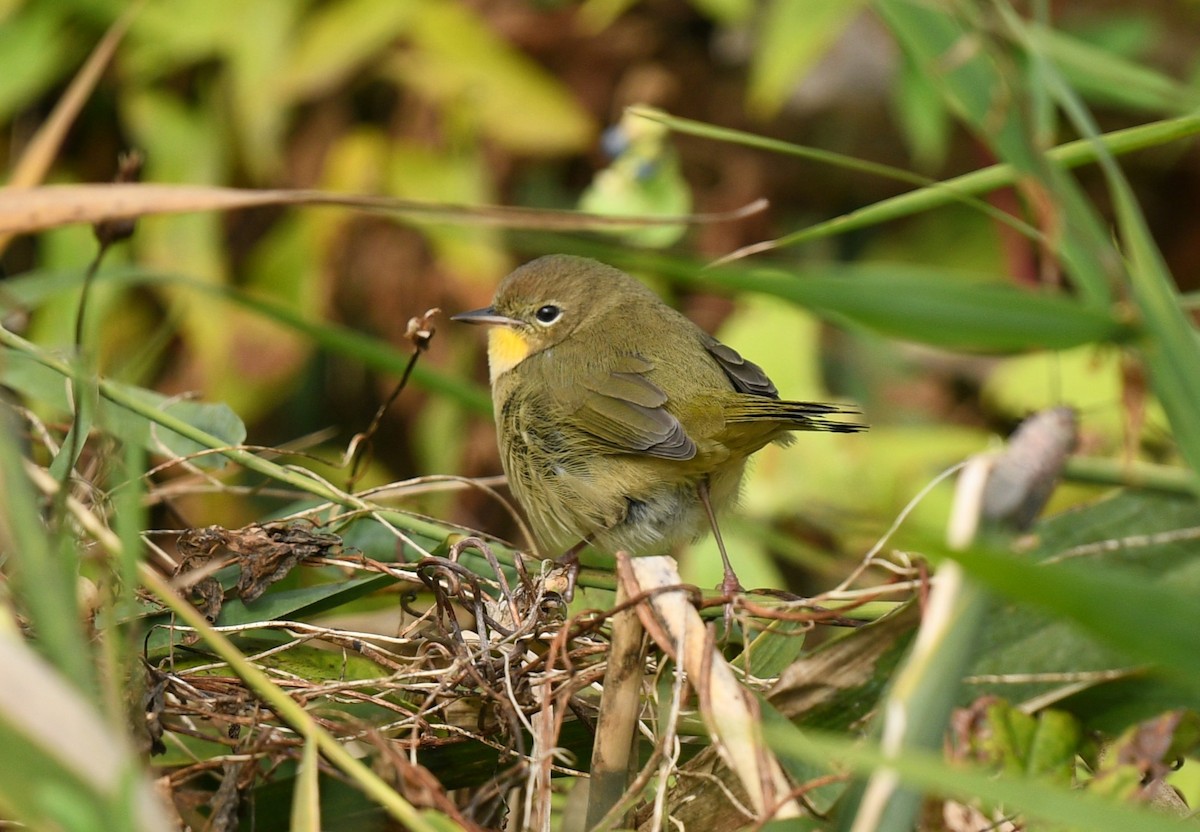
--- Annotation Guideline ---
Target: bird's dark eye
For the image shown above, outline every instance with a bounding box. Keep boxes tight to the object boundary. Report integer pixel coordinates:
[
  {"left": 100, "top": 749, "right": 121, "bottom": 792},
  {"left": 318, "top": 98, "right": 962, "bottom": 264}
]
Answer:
[{"left": 534, "top": 304, "right": 562, "bottom": 325}]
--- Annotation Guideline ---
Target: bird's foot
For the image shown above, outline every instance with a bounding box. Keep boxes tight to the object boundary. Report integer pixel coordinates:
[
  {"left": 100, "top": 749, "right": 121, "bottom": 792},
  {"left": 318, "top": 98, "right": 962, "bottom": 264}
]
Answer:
[
  {"left": 555, "top": 548, "right": 582, "bottom": 603},
  {"left": 718, "top": 568, "right": 744, "bottom": 641}
]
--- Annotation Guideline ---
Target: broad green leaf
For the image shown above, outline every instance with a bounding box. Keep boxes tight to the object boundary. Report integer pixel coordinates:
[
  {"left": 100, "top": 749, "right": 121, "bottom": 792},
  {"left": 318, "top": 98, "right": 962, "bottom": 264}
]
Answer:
[
  {"left": 0, "top": 5, "right": 73, "bottom": 123},
  {"left": 971, "top": 701, "right": 1080, "bottom": 784},
  {"left": 966, "top": 490, "right": 1200, "bottom": 729},
  {"left": 947, "top": 541, "right": 1200, "bottom": 691},
  {"left": 281, "top": 0, "right": 417, "bottom": 100},
  {"left": 109, "top": 381, "right": 247, "bottom": 466},
  {"left": 217, "top": 573, "right": 398, "bottom": 628},
  {"left": 393, "top": 0, "right": 594, "bottom": 154},
  {"left": 0, "top": 349, "right": 247, "bottom": 468},
  {"left": 733, "top": 618, "right": 809, "bottom": 679},
  {"left": 748, "top": 0, "right": 869, "bottom": 118},
  {"left": 251, "top": 643, "right": 393, "bottom": 683}
]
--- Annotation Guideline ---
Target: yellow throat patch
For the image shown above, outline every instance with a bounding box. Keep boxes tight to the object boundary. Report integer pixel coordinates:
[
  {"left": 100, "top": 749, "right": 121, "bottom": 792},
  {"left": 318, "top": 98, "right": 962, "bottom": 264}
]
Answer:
[{"left": 487, "top": 326, "right": 531, "bottom": 383}]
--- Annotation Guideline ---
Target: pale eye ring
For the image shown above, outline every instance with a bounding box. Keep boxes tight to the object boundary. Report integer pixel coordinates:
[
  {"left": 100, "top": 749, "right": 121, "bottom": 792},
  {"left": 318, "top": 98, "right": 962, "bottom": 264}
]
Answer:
[{"left": 534, "top": 304, "right": 562, "bottom": 325}]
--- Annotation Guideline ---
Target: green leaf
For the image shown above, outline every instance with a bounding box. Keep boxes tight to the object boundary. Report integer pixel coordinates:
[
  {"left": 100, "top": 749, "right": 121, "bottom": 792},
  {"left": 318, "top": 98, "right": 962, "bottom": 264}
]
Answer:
[
  {"left": 0, "top": 349, "right": 247, "bottom": 469},
  {"left": 875, "top": 0, "right": 1120, "bottom": 307},
  {"left": 281, "top": 0, "right": 417, "bottom": 100},
  {"left": 1036, "top": 25, "right": 1200, "bottom": 115},
  {"left": 218, "top": 572, "right": 398, "bottom": 627},
  {"left": 973, "top": 701, "right": 1080, "bottom": 784},
  {"left": 0, "top": 5, "right": 73, "bottom": 124},
  {"left": 694, "top": 263, "right": 1129, "bottom": 352},
  {"left": 946, "top": 542, "right": 1200, "bottom": 691},
  {"left": 748, "top": 0, "right": 869, "bottom": 118},
  {"left": 966, "top": 490, "right": 1200, "bottom": 729},
  {"left": 396, "top": 0, "right": 594, "bottom": 154},
  {"left": 766, "top": 715, "right": 1189, "bottom": 832},
  {"left": 108, "top": 382, "right": 248, "bottom": 468}
]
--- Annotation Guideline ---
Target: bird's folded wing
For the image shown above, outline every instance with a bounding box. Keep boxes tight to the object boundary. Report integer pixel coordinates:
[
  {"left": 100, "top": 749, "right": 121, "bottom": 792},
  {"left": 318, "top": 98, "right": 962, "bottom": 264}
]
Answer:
[
  {"left": 571, "top": 356, "right": 697, "bottom": 460},
  {"left": 702, "top": 334, "right": 779, "bottom": 398}
]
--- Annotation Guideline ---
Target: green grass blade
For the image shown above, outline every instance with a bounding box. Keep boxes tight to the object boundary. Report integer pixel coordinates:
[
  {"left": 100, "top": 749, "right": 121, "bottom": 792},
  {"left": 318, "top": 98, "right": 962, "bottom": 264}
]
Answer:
[
  {"left": 615, "top": 255, "right": 1130, "bottom": 352},
  {"left": 765, "top": 713, "right": 1189, "bottom": 832},
  {"left": 0, "top": 631, "right": 172, "bottom": 831},
  {"left": 0, "top": 410, "right": 95, "bottom": 694},
  {"left": 1035, "top": 25, "right": 1200, "bottom": 115},
  {"left": 0, "top": 265, "right": 493, "bottom": 414},
  {"left": 874, "top": 0, "right": 1122, "bottom": 307},
  {"left": 999, "top": 2, "right": 1200, "bottom": 489},
  {"left": 290, "top": 739, "right": 322, "bottom": 832}
]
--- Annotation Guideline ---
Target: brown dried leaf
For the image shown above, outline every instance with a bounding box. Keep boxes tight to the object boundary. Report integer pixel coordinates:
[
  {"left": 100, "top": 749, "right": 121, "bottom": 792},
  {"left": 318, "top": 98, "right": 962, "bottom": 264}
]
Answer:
[{"left": 0, "top": 183, "right": 766, "bottom": 236}]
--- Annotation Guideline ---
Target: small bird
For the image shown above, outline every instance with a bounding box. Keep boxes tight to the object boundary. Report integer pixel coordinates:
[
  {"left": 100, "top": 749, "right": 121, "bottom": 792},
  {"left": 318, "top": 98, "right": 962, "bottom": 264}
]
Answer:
[{"left": 453, "top": 255, "right": 863, "bottom": 596}]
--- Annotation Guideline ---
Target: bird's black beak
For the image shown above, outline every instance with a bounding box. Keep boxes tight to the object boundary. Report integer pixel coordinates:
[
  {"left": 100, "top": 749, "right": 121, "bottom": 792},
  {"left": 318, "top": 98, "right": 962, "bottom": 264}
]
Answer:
[{"left": 450, "top": 306, "right": 520, "bottom": 326}]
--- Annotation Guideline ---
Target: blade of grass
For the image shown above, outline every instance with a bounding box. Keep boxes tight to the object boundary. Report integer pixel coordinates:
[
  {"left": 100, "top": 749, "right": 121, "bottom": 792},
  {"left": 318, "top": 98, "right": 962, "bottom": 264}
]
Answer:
[
  {"left": 996, "top": 0, "right": 1200, "bottom": 490},
  {"left": 0, "top": 265, "right": 492, "bottom": 414},
  {"left": 601, "top": 254, "right": 1130, "bottom": 352},
  {"left": 291, "top": 739, "right": 322, "bottom": 832},
  {"left": 0, "top": 412, "right": 95, "bottom": 694},
  {"left": 1034, "top": 24, "right": 1200, "bottom": 115},
  {"left": 138, "top": 563, "right": 453, "bottom": 832},
  {"left": 764, "top": 711, "right": 1190, "bottom": 832},
  {"left": 0, "top": 630, "right": 173, "bottom": 832},
  {"left": 874, "top": 0, "right": 1127, "bottom": 307},
  {"left": 629, "top": 104, "right": 1043, "bottom": 241},
  {"left": 846, "top": 565, "right": 991, "bottom": 832},
  {"left": 625, "top": 107, "right": 1200, "bottom": 291}
]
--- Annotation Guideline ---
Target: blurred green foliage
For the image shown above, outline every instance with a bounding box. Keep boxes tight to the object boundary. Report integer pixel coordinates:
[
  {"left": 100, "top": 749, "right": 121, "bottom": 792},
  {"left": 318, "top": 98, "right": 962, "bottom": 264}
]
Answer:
[{"left": 4, "top": 0, "right": 1200, "bottom": 828}]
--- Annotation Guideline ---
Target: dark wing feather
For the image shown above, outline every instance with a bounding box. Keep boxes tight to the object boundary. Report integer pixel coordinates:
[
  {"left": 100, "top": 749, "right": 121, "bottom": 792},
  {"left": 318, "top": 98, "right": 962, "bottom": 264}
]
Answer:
[
  {"left": 573, "top": 356, "right": 697, "bottom": 460},
  {"left": 702, "top": 335, "right": 778, "bottom": 398}
]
